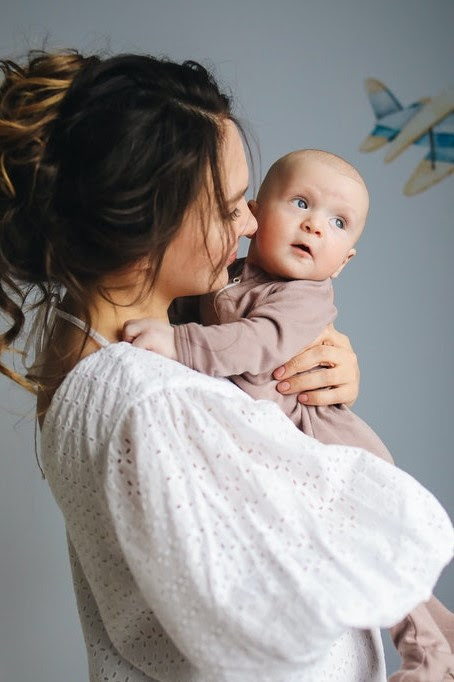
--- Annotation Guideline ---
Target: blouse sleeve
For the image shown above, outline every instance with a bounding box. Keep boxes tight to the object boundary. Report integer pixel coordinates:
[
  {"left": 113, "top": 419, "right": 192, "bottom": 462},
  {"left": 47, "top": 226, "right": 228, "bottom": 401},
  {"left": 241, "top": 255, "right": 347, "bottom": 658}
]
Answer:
[{"left": 104, "top": 380, "right": 453, "bottom": 672}]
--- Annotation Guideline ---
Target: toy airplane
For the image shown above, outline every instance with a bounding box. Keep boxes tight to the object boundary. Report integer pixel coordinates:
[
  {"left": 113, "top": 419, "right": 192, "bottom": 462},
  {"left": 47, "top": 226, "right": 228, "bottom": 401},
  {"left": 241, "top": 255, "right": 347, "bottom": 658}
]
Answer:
[{"left": 360, "top": 78, "right": 454, "bottom": 195}]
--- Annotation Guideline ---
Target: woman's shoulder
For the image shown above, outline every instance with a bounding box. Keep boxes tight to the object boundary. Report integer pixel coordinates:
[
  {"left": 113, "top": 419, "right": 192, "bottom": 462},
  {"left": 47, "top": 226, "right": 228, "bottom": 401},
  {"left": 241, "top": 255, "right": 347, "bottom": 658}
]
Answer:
[
  {"left": 86, "top": 341, "right": 204, "bottom": 390},
  {"left": 43, "top": 341, "right": 243, "bottom": 430}
]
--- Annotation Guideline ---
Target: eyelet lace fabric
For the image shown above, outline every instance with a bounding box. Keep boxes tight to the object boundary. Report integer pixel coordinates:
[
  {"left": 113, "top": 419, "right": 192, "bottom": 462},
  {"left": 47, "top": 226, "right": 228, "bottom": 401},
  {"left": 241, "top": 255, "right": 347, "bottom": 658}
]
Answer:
[{"left": 41, "top": 343, "right": 453, "bottom": 681}]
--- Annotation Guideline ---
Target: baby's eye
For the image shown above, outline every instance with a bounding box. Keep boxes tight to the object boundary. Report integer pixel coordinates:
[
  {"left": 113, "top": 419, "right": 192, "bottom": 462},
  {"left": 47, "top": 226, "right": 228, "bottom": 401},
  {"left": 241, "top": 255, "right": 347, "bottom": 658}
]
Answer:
[
  {"left": 330, "top": 217, "right": 346, "bottom": 230},
  {"left": 291, "top": 198, "right": 308, "bottom": 209},
  {"left": 229, "top": 208, "right": 241, "bottom": 221}
]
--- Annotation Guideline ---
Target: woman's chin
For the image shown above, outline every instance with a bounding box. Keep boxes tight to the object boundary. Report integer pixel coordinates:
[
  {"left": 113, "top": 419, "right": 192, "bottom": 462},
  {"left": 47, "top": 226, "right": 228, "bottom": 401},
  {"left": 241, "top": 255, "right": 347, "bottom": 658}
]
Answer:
[
  {"left": 188, "top": 265, "right": 229, "bottom": 297},
  {"left": 208, "top": 269, "right": 229, "bottom": 292}
]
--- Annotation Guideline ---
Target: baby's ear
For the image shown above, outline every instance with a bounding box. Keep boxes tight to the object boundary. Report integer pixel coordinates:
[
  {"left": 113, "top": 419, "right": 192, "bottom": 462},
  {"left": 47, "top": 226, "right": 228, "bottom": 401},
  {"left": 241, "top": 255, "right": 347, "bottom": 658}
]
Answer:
[
  {"left": 247, "top": 199, "right": 259, "bottom": 216},
  {"left": 331, "top": 249, "right": 356, "bottom": 279}
]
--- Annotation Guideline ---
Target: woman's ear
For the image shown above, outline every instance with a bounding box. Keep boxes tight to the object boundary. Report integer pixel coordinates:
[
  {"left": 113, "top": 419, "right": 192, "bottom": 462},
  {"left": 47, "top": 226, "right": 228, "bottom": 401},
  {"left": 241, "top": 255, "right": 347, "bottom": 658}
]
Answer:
[{"left": 331, "top": 248, "right": 356, "bottom": 279}]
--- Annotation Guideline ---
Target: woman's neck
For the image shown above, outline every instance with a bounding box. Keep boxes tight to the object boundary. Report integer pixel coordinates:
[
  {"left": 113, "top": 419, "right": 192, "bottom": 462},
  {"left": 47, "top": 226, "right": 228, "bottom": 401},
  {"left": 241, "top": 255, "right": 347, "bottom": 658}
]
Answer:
[
  {"left": 65, "top": 280, "right": 171, "bottom": 345},
  {"left": 86, "top": 294, "right": 170, "bottom": 344},
  {"left": 38, "top": 276, "right": 171, "bottom": 426}
]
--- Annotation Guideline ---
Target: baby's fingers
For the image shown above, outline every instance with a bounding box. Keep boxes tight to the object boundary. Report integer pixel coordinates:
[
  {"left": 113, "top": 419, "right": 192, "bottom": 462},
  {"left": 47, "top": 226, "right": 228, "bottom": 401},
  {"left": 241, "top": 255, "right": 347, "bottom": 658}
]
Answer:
[
  {"left": 122, "top": 318, "right": 150, "bottom": 342},
  {"left": 130, "top": 331, "right": 156, "bottom": 349}
]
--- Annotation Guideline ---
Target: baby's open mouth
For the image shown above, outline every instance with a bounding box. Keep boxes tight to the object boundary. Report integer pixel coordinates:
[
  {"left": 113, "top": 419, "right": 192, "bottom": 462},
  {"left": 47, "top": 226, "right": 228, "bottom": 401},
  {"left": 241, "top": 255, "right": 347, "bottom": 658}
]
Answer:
[{"left": 293, "top": 243, "right": 312, "bottom": 256}]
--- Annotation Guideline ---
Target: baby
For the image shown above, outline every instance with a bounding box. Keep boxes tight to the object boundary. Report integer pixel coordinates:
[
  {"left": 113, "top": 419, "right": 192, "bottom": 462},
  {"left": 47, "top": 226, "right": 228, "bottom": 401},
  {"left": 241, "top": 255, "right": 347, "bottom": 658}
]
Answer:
[{"left": 124, "top": 149, "right": 454, "bottom": 681}]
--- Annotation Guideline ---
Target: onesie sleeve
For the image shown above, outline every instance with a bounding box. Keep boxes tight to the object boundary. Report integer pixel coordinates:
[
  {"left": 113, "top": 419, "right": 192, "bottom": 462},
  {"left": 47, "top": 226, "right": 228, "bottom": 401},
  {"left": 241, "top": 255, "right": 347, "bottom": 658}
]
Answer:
[
  {"left": 168, "top": 294, "right": 202, "bottom": 324},
  {"left": 174, "top": 278, "right": 336, "bottom": 376},
  {"left": 104, "top": 381, "right": 453, "bottom": 673}
]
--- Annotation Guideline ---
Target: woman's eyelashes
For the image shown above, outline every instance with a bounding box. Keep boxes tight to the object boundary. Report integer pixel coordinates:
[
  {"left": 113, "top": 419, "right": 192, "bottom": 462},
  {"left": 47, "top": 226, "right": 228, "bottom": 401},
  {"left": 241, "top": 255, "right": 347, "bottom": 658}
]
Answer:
[{"left": 229, "top": 207, "right": 241, "bottom": 220}]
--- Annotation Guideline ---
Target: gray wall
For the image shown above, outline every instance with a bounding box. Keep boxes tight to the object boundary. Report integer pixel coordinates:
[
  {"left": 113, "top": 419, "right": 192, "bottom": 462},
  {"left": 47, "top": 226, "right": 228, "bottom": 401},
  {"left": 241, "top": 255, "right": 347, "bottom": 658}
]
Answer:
[{"left": 1, "top": 1, "right": 453, "bottom": 680}]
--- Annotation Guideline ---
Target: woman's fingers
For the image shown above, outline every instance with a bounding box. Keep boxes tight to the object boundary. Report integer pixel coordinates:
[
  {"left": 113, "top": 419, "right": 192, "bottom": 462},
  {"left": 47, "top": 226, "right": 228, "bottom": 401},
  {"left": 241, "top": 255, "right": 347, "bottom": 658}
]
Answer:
[
  {"left": 300, "top": 382, "right": 359, "bottom": 407},
  {"left": 276, "top": 364, "right": 345, "bottom": 396},
  {"left": 275, "top": 364, "right": 358, "bottom": 406},
  {"left": 273, "top": 327, "right": 360, "bottom": 407},
  {"left": 274, "top": 343, "right": 353, "bottom": 381}
]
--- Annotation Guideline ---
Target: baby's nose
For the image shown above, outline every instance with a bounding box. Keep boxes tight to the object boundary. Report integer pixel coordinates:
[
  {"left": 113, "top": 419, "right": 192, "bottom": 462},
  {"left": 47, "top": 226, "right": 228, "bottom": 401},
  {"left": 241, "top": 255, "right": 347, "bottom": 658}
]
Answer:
[{"left": 302, "top": 217, "right": 323, "bottom": 236}]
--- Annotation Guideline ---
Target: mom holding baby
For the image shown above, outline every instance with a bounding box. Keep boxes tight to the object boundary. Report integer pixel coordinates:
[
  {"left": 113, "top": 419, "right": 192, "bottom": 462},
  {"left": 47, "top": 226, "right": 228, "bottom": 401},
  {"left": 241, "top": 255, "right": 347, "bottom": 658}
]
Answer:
[{"left": 0, "top": 51, "right": 452, "bottom": 682}]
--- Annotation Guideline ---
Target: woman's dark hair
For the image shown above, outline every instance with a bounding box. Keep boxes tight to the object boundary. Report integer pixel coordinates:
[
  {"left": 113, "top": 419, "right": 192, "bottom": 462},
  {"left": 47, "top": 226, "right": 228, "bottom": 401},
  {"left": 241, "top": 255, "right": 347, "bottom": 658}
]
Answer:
[{"left": 0, "top": 50, "right": 243, "bottom": 391}]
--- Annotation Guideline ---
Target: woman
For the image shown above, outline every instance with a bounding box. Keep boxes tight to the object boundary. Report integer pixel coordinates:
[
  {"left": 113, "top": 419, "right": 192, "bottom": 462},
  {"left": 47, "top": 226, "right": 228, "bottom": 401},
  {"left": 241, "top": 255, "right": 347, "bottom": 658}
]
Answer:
[{"left": 0, "top": 51, "right": 452, "bottom": 682}]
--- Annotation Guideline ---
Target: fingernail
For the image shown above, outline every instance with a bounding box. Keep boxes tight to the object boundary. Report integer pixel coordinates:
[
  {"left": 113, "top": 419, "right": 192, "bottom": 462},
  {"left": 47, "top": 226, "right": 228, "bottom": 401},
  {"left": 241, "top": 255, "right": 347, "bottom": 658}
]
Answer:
[
  {"left": 298, "top": 393, "right": 308, "bottom": 403},
  {"left": 274, "top": 366, "right": 285, "bottom": 378},
  {"left": 277, "top": 381, "right": 290, "bottom": 392}
]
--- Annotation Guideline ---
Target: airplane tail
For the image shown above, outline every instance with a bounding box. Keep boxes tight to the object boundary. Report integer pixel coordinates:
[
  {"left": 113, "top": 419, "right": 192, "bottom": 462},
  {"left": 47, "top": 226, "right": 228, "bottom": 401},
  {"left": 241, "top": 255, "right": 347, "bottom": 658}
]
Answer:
[
  {"left": 360, "top": 78, "right": 403, "bottom": 152},
  {"left": 364, "top": 78, "right": 403, "bottom": 119}
]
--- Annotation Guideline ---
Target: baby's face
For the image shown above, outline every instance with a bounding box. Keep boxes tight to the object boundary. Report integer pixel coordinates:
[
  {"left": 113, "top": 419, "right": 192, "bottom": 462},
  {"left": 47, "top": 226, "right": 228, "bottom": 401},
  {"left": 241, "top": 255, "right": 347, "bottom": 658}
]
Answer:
[{"left": 248, "top": 156, "right": 369, "bottom": 281}]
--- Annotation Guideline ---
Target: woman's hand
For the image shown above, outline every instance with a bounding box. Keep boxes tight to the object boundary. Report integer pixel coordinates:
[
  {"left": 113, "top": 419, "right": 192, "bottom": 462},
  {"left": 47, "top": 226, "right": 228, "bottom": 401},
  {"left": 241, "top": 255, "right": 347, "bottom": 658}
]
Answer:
[{"left": 273, "top": 324, "right": 360, "bottom": 407}]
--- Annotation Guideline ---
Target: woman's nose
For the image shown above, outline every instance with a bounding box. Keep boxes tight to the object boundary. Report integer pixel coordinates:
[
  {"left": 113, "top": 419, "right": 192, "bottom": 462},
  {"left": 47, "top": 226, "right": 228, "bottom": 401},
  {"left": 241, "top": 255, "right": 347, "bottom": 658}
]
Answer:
[{"left": 240, "top": 205, "right": 258, "bottom": 238}]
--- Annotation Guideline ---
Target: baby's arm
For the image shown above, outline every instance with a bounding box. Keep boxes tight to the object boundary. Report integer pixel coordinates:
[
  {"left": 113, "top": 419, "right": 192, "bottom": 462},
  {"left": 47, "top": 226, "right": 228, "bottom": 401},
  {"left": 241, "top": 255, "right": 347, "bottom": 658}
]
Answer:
[{"left": 124, "top": 278, "right": 336, "bottom": 377}]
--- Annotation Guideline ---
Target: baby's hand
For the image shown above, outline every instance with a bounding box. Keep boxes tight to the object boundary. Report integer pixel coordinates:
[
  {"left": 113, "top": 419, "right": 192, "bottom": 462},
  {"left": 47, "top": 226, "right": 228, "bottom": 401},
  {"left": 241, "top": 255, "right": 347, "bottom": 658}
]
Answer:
[{"left": 123, "top": 318, "right": 177, "bottom": 361}]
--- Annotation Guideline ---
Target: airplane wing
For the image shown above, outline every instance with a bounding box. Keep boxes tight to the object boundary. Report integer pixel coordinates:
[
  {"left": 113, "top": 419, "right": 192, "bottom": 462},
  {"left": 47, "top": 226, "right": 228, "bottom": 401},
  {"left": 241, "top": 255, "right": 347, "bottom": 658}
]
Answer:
[
  {"left": 359, "top": 134, "right": 389, "bottom": 152},
  {"left": 364, "top": 78, "right": 403, "bottom": 118},
  {"left": 404, "top": 144, "right": 454, "bottom": 195},
  {"left": 385, "top": 85, "right": 454, "bottom": 162}
]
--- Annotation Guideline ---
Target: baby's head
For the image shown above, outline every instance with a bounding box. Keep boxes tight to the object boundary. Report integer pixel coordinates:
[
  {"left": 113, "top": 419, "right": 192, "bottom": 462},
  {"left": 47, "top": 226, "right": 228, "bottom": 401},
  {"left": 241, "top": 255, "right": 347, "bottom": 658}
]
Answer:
[{"left": 247, "top": 149, "right": 369, "bottom": 281}]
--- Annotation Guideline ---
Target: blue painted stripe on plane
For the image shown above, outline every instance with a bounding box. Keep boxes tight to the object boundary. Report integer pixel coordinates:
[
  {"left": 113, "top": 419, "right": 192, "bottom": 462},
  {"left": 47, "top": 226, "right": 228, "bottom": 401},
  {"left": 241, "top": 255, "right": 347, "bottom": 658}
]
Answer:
[
  {"left": 372, "top": 127, "right": 454, "bottom": 148},
  {"left": 412, "top": 132, "right": 454, "bottom": 148},
  {"left": 424, "top": 147, "right": 454, "bottom": 163},
  {"left": 372, "top": 125, "right": 398, "bottom": 140}
]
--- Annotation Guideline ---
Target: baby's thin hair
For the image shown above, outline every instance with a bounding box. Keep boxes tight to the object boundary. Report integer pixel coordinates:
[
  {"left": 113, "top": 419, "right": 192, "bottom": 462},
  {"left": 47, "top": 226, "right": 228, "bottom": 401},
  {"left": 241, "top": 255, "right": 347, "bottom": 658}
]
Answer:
[{"left": 257, "top": 148, "right": 367, "bottom": 201}]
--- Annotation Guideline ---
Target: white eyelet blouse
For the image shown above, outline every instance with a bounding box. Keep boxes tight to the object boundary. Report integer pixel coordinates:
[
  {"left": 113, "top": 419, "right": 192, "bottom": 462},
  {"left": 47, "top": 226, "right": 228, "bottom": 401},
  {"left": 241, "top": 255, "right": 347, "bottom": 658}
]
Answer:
[{"left": 41, "top": 342, "right": 453, "bottom": 682}]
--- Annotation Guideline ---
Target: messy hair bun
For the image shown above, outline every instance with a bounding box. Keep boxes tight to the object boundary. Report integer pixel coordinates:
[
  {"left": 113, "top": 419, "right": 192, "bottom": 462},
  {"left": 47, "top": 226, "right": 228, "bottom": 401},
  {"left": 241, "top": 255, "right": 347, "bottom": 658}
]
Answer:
[
  {"left": 0, "top": 51, "right": 92, "bottom": 389},
  {"left": 0, "top": 51, "right": 94, "bottom": 279}
]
